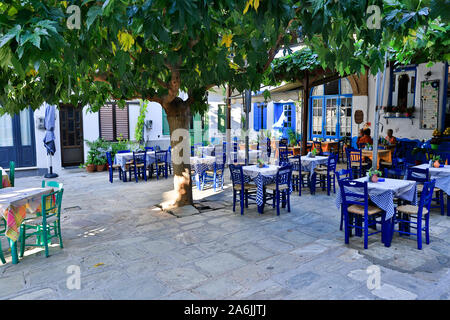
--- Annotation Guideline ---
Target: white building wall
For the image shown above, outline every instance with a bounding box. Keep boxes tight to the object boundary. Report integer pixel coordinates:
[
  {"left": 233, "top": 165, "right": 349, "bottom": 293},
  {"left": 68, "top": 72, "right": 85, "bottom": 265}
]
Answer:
[{"left": 82, "top": 106, "right": 100, "bottom": 164}]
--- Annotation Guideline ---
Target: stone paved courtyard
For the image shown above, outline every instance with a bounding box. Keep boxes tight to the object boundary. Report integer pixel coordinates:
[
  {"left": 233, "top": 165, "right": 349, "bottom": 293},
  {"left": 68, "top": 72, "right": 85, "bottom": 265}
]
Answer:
[{"left": 1, "top": 168, "right": 449, "bottom": 300}]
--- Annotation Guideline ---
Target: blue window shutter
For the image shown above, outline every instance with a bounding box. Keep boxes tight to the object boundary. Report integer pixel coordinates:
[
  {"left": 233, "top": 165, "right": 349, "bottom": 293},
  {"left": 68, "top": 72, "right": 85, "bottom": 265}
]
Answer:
[
  {"left": 290, "top": 103, "right": 296, "bottom": 130},
  {"left": 274, "top": 103, "right": 283, "bottom": 123},
  {"left": 263, "top": 104, "right": 267, "bottom": 129},
  {"left": 253, "top": 103, "right": 260, "bottom": 131}
]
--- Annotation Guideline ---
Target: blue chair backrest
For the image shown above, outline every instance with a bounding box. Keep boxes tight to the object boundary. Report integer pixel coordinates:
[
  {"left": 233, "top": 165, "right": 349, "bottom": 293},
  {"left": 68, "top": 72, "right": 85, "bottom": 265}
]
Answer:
[
  {"left": 338, "top": 179, "right": 369, "bottom": 209},
  {"left": 191, "top": 146, "right": 194, "bottom": 156},
  {"left": 106, "top": 151, "right": 113, "bottom": 166},
  {"left": 215, "top": 161, "right": 225, "bottom": 172},
  {"left": 291, "top": 155, "right": 301, "bottom": 172},
  {"left": 117, "top": 150, "right": 130, "bottom": 154},
  {"left": 276, "top": 163, "right": 292, "bottom": 187},
  {"left": 233, "top": 141, "right": 238, "bottom": 152},
  {"left": 266, "top": 138, "right": 271, "bottom": 158},
  {"left": 419, "top": 180, "right": 436, "bottom": 214},
  {"left": 133, "top": 150, "right": 147, "bottom": 165},
  {"left": 327, "top": 154, "right": 337, "bottom": 173},
  {"left": 279, "top": 147, "right": 289, "bottom": 165},
  {"left": 229, "top": 164, "right": 244, "bottom": 187},
  {"left": 336, "top": 169, "right": 353, "bottom": 181},
  {"left": 145, "top": 147, "right": 154, "bottom": 152},
  {"left": 406, "top": 166, "right": 429, "bottom": 183},
  {"left": 155, "top": 150, "right": 168, "bottom": 162}
]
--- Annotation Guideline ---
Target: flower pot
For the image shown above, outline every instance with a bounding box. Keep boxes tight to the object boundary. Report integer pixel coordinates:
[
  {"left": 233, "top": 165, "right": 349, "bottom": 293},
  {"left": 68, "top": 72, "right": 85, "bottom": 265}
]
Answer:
[
  {"left": 96, "top": 164, "right": 106, "bottom": 171},
  {"left": 86, "top": 164, "right": 95, "bottom": 172},
  {"left": 385, "top": 112, "right": 391, "bottom": 117},
  {"left": 434, "top": 161, "right": 441, "bottom": 168},
  {"left": 405, "top": 113, "right": 411, "bottom": 118},
  {"left": 395, "top": 112, "right": 401, "bottom": 117},
  {"left": 371, "top": 175, "right": 379, "bottom": 183}
]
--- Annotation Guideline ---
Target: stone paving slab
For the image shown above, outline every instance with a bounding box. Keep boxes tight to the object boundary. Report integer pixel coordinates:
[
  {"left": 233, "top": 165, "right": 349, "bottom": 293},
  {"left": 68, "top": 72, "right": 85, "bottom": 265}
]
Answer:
[{"left": 0, "top": 169, "right": 449, "bottom": 300}]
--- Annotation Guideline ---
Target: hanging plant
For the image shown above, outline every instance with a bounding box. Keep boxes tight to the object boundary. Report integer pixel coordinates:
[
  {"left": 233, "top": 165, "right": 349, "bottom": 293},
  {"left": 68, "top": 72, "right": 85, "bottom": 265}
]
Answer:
[{"left": 135, "top": 100, "right": 148, "bottom": 145}]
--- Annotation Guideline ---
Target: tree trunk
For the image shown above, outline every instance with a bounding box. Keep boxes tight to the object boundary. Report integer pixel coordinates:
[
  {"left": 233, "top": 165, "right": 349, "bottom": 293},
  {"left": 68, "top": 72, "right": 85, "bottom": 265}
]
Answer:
[{"left": 164, "top": 97, "right": 193, "bottom": 207}]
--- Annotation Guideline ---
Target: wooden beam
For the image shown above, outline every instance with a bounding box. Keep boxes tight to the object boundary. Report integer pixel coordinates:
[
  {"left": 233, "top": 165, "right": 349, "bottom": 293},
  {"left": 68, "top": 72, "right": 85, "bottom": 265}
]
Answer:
[{"left": 301, "top": 71, "right": 309, "bottom": 155}]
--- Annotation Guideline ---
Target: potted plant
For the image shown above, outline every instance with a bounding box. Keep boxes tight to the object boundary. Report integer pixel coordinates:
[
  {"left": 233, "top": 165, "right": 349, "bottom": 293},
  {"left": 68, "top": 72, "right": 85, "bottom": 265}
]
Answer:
[
  {"left": 431, "top": 129, "right": 441, "bottom": 150},
  {"left": 392, "top": 107, "right": 400, "bottom": 117},
  {"left": 444, "top": 127, "right": 450, "bottom": 136},
  {"left": 309, "top": 148, "right": 317, "bottom": 158},
  {"left": 432, "top": 155, "right": 441, "bottom": 168},
  {"left": 368, "top": 168, "right": 382, "bottom": 183},
  {"left": 85, "top": 152, "right": 96, "bottom": 172},
  {"left": 95, "top": 156, "right": 107, "bottom": 171},
  {"left": 257, "top": 158, "right": 266, "bottom": 168}
]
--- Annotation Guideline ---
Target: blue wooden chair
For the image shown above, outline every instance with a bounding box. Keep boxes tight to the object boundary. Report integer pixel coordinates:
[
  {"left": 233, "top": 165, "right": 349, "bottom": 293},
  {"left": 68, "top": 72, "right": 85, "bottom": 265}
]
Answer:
[
  {"left": 202, "top": 162, "right": 225, "bottom": 191},
  {"left": 383, "top": 156, "right": 405, "bottom": 179},
  {"left": 190, "top": 145, "right": 194, "bottom": 157},
  {"left": 233, "top": 140, "right": 238, "bottom": 163},
  {"left": 222, "top": 142, "right": 227, "bottom": 164},
  {"left": 129, "top": 150, "right": 147, "bottom": 182},
  {"left": 346, "top": 148, "right": 368, "bottom": 179},
  {"left": 266, "top": 138, "right": 271, "bottom": 160},
  {"left": 145, "top": 147, "right": 154, "bottom": 152},
  {"left": 393, "top": 180, "right": 436, "bottom": 249},
  {"left": 279, "top": 147, "right": 289, "bottom": 165},
  {"left": 152, "top": 150, "right": 168, "bottom": 179},
  {"left": 336, "top": 169, "right": 353, "bottom": 231},
  {"left": 167, "top": 146, "right": 172, "bottom": 175},
  {"left": 0, "top": 168, "right": 3, "bottom": 189},
  {"left": 291, "top": 155, "right": 310, "bottom": 196},
  {"left": 116, "top": 150, "right": 132, "bottom": 182},
  {"left": 106, "top": 151, "right": 124, "bottom": 183},
  {"left": 406, "top": 166, "right": 444, "bottom": 216},
  {"left": 338, "top": 179, "right": 386, "bottom": 249},
  {"left": 229, "top": 164, "right": 256, "bottom": 215},
  {"left": 264, "top": 164, "right": 292, "bottom": 216},
  {"left": 312, "top": 154, "right": 337, "bottom": 196}
]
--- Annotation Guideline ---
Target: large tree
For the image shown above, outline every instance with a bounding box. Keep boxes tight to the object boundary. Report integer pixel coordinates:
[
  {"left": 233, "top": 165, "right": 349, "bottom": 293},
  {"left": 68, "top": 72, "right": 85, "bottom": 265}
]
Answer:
[{"left": 0, "top": 0, "right": 299, "bottom": 207}]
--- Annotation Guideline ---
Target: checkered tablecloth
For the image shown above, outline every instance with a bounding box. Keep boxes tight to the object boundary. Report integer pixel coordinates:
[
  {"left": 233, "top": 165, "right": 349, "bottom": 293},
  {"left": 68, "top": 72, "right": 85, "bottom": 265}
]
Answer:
[
  {"left": 190, "top": 156, "right": 216, "bottom": 176},
  {"left": 289, "top": 155, "right": 329, "bottom": 174},
  {"left": 414, "top": 164, "right": 450, "bottom": 195},
  {"left": 114, "top": 151, "right": 172, "bottom": 171},
  {"left": 335, "top": 177, "right": 418, "bottom": 220},
  {"left": 243, "top": 165, "right": 291, "bottom": 207},
  {"left": 0, "top": 187, "right": 53, "bottom": 241},
  {"left": 195, "top": 146, "right": 215, "bottom": 157}
]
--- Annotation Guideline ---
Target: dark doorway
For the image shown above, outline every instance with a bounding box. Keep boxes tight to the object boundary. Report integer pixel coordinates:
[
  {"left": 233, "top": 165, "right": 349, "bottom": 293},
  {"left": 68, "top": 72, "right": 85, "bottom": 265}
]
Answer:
[
  {"left": 59, "top": 104, "right": 84, "bottom": 167},
  {"left": 398, "top": 74, "right": 410, "bottom": 109}
]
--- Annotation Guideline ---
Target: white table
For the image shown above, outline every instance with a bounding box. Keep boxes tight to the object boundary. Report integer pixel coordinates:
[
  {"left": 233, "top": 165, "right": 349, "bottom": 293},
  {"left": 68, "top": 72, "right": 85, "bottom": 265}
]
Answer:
[
  {"left": 299, "top": 155, "right": 329, "bottom": 174},
  {"left": 414, "top": 164, "right": 450, "bottom": 195},
  {"left": 243, "top": 165, "right": 281, "bottom": 213},
  {"left": 335, "top": 177, "right": 417, "bottom": 220}
]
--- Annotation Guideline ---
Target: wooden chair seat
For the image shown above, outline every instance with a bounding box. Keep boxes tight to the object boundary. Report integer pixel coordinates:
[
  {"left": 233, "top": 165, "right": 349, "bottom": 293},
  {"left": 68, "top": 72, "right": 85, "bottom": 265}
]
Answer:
[
  {"left": 23, "top": 215, "right": 58, "bottom": 226},
  {"left": 347, "top": 204, "right": 383, "bottom": 215},
  {"left": 314, "top": 167, "right": 329, "bottom": 175},
  {"left": 233, "top": 183, "right": 256, "bottom": 191},
  {"left": 129, "top": 163, "right": 145, "bottom": 168},
  {"left": 416, "top": 184, "right": 440, "bottom": 193},
  {"left": 265, "top": 183, "right": 289, "bottom": 191},
  {"left": 397, "top": 204, "right": 428, "bottom": 215},
  {"left": 351, "top": 162, "right": 368, "bottom": 167},
  {"left": 156, "top": 162, "right": 167, "bottom": 166},
  {"left": 380, "top": 161, "right": 392, "bottom": 166},
  {"left": 292, "top": 170, "right": 310, "bottom": 176},
  {"left": 112, "top": 164, "right": 122, "bottom": 169}
]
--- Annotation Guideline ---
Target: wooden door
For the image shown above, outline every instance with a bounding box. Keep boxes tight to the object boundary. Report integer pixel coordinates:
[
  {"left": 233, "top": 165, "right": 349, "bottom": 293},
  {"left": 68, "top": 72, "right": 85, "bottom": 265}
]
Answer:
[{"left": 59, "top": 104, "right": 84, "bottom": 167}]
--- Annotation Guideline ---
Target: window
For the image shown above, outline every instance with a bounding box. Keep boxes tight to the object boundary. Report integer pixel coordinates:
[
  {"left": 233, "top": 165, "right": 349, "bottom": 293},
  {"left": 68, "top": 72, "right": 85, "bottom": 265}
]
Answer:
[
  {"left": 283, "top": 104, "right": 292, "bottom": 128},
  {"left": 0, "top": 113, "right": 13, "bottom": 147},
  {"left": 218, "top": 104, "right": 226, "bottom": 133},
  {"left": 253, "top": 102, "right": 267, "bottom": 131},
  {"left": 340, "top": 97, "right": 352, "bottom": 137},
  {"left": 162, "top": 109, "right": 170, "bottom": 135},
  {"left": 99, "top": 103, "right": 130, "bottom": 141},
  {"left": 324, "top": 80, "right": 339, "bottom": 95},
  {"left": 312, "top": 99, "right": 323, "bottom": 135}
]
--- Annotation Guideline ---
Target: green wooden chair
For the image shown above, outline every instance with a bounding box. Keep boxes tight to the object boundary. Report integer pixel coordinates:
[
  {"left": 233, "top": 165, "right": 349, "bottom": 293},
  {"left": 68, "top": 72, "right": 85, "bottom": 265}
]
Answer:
[
  {"left": 9, "top": 161, "right": 15, "bottom": 187},
  {"left": 0, "top": 219, "right": 7, "bottom": 264},
  {"left": 19, "top": 189, "right": 64, "bottom": 258},
  {"left": 0, "top": 169, "right": 3, "bottom": 189},
  {"left": 41, "top": 180, "right": 63, "bottom": 190}
]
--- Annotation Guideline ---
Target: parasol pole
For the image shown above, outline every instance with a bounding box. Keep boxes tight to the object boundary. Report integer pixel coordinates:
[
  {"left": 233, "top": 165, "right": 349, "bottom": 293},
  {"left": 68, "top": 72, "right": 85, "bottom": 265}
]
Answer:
[{"left": 372, "top": 51, "right": 389, "bottom": 172}]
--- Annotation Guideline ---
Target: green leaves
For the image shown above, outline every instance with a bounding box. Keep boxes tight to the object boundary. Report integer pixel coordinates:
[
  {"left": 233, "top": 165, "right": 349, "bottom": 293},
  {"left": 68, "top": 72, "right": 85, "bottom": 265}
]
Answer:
[{"left": 0, "top": 25, "right": 21, "bottom": 49}]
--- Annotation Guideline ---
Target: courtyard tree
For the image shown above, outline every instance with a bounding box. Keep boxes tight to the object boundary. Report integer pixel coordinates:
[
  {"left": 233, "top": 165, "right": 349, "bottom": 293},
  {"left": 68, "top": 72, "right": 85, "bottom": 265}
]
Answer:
[{"left": 0, "top": 0, "right": 300, "bottom": 207}]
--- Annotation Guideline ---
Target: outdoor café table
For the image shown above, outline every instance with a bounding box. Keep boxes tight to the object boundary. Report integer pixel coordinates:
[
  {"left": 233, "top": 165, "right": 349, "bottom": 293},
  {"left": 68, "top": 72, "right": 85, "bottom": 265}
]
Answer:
[
  {"left": 190, "top": 156, "right": 216, "bottom": 190},
  {"left": 335, "top": 177, "right": 418, "bottom": 247},
  {"left": 242, "top": 164, "right": 285, "bottom": 214},
  {"left": 361, "top": 149, "right": 392, "bottom": 169},
  {"left": 230, "top": 150, "right": 262, "bottom": 164},
  {"left": 298, "top": 155, "right": 329, "bottom": 175},
  {"left": 414, "top": 163, "right": 450, "bottom": 215},
  {"left": 114, "top": 151, "right": 172, "bottom": 171},
  {"left": 308, "top": 141, "right": 338, "bottom": 153},
  {"left": 0, "top": 187, "right": 53, "bottom": 264},
  {"left": 287, "top": 146, "right": 302, "bottom": 156},
  {"left": 1, "top": 167, "right": 11, "bottom": 188}
]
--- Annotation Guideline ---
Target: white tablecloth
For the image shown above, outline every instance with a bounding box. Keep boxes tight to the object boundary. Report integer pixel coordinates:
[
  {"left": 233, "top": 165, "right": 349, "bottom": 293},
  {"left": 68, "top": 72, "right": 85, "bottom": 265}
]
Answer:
[
  {"left": 243, "top": 165, "right": 284, "bottom": 207},
  {"left": 414, "top": 164, "right": 450, "bottom": 195},
  {"left": 190, "top": 156, "right": 216, "bottom": 176},
  {"left": 289, "top": 155, "right": 329, "bottom": 174},
  {"left": 195, "top": 146, "right": 215, "bottom": 157},
  {"left": 335, "top": 177, "right": 418, "bottom": 219}
]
